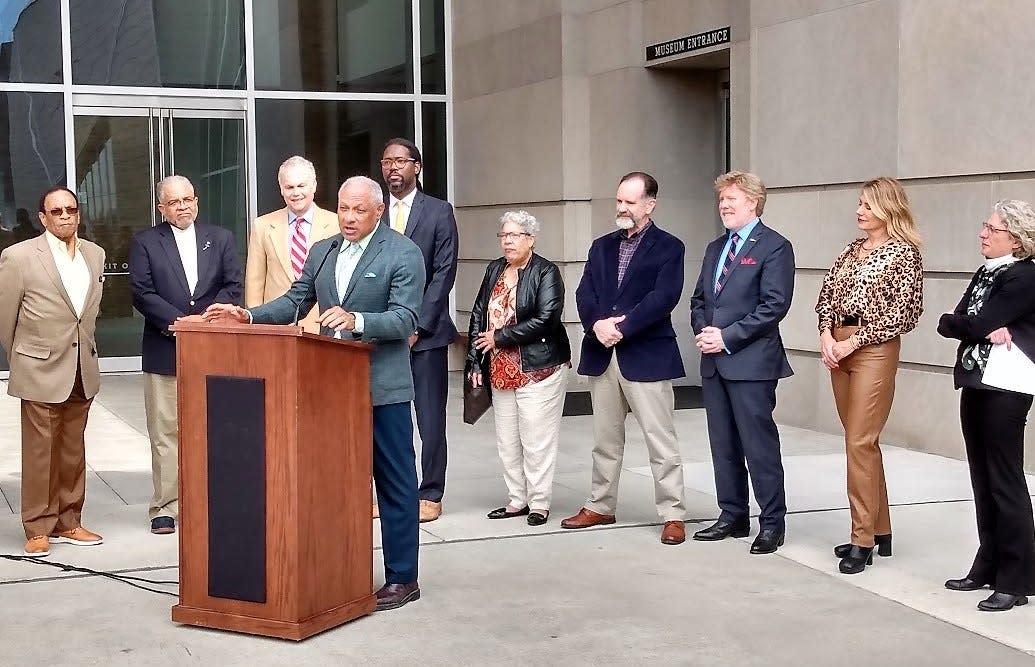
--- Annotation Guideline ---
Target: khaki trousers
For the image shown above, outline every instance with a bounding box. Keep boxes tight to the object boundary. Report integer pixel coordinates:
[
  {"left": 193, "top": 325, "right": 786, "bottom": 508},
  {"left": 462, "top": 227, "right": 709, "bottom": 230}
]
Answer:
[
  {"left": 491, "top": 368, "right": 568, "bottom": 511},
  {"left": 831, "top": 327, "right": 899, "bottom": 546},
  {"left": 585, "top": 357, "right": 686, "bottom": 521},
  {"left": 144, "top": 372, "right": 179, "bottom": 520},
  {"left": 20, "top": 368, "right": 93, "bottom": 538}
]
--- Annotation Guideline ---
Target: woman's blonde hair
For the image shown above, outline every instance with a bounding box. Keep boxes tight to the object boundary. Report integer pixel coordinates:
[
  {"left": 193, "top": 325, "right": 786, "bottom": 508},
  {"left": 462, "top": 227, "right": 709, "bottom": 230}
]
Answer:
[
  {"left": 859, "top": 177, "right": 921, "bottom": 248},
  {"left": 993, "top": 199, "right": 1035, "bottom": 259}
]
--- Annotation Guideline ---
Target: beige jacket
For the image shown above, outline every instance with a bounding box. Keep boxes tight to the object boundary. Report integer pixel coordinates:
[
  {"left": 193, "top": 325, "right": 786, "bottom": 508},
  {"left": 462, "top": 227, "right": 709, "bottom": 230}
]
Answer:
[
  {"left": 244, "top": 206, "right": 338, "bottom": 332},
  {"left": 0, "top": 234, "right": 105, "bottom": 402}
]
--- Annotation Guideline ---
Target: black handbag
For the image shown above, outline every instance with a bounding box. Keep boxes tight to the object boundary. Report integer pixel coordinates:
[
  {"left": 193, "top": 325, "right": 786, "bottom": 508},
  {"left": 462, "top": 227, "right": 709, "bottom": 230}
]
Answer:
[{"left": 462, "top": 355, "right": 492, "bottom": 425}]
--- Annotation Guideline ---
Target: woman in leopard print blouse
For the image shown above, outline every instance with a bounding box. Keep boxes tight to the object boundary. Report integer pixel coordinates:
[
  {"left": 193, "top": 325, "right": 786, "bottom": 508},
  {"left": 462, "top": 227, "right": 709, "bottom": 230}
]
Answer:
[{"left": 815, "top": 177, "right": 924, "bottom": 575}]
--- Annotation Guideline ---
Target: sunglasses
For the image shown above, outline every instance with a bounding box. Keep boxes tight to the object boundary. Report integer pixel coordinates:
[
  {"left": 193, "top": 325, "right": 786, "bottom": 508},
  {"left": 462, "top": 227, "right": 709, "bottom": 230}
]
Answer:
[{"left": 47, "top": 206, "right": 79, "bottom": 216}]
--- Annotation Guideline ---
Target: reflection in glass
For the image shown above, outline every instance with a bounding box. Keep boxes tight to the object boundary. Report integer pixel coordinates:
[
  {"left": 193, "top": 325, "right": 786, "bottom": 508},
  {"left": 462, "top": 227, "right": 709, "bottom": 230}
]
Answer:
[
  {"left": 70, "top": 0, "right": 245, "bottom": 88},
  {"left": 419, "top": 0, "right": 445, "bottom": 94},
  {"left": 0, "top": 91, "right": 66, "bottom": 370},
  {"left": 254, "top": 0, "right": 412, "bottom": 93},
  {"left": 0, "top": 1, "right": 60, "bottom": 82},
  {"left": 421, "top": 102, "right": 447, "bottom": 201},
  {"left": 255, "top": 99, "right": 413, "bottom": 214}
]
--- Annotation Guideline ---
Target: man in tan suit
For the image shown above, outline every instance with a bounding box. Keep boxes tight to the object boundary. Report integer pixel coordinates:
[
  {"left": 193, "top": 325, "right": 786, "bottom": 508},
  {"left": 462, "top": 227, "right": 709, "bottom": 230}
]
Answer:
[
  {"left": 0, "top": 187, "right": 105, "bottom": 556},
  {"left": 245, "top": 156, "right": 337, "bottom": 332}
]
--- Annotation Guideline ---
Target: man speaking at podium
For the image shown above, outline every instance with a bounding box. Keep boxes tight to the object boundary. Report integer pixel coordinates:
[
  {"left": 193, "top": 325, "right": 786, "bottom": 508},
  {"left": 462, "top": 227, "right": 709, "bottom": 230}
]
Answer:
[{"left": 203, "top": 176, "right": 426, "bottom": 612}]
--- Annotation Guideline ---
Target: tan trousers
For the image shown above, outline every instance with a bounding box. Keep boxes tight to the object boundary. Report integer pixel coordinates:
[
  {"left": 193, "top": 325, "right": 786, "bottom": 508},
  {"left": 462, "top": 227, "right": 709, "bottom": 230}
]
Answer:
[
  {"left": 585, "top": 357, "right": 687, "bottom": 521},
  {"left": 491, "top": 368, "right": 568, "bottom": 511},
  {"left": 20, "top": 367, "right": 92, "bottom": 539},
  {"left": 831, "top": 327, "right": 899, "bottom": 546},
  {"left": 144, "top": 372, "right": 179, "bottom": 520}
]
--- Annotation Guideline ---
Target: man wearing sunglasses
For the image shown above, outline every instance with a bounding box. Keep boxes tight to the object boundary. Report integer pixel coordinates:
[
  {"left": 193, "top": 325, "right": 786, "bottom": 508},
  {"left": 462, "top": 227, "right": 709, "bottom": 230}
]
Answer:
[
  {"left": 129, "top": 175, "right": 243, "bottom": 536},
  {"left": 0, "top": 187, "right": 106, "bottom": 556}
]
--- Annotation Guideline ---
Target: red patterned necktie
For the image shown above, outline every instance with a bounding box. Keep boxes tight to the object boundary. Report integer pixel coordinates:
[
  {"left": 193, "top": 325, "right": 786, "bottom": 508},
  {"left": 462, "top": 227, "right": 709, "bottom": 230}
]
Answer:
[
  {"left": 290, "top": 217, "right": 308, "bottom": 278},
  {"left": 715, "top": 232, "right": 740, "bottom": 293}
]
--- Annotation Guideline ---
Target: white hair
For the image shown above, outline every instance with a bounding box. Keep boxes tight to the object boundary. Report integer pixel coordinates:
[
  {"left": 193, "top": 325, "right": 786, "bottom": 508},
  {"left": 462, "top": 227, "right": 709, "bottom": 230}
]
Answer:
[
  {"left": 994, "top": 199, "right": 1035, "bottom": 259},
  {"left": 155, "top": 175, "right": 193, "bottom": 202},
  {"left": 499, "top": 210, "right": 539, "bottom": 235},
  {"left": 339, "top": 176, "right": 383, "bottom": 204},
  {"left": 278, "top": 155, "right": 317, "bottom": 185}
]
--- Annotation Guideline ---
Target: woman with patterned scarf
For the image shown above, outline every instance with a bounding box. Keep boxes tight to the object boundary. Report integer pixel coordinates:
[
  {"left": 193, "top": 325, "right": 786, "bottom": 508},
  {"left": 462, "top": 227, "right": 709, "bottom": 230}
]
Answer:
[{"left": 937, "top": 199, "right": 1035, "bottom": 612}]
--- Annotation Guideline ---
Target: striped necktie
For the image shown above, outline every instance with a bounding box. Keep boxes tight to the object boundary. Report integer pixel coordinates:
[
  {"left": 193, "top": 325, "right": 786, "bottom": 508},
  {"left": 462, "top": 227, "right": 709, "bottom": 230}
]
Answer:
[
  {"left": 290, "top": 217, "right": 308, "bottom": 278},
  {"left": 715, "top": 232, "right": 740, "bottom": 293}
]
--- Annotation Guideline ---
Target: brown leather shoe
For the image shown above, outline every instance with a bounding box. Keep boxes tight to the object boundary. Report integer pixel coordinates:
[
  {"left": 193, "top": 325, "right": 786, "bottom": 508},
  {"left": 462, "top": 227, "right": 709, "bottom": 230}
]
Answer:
[
  {"left": 661, "top": 521, "right": 686, "bottom": 545},
  {"left": 374, "top": 582, "right": 420, "bottom": 611},
  {"left": 49, "top": 526, "right": 103, "bottom": 546},
  {"left": 373, "top": 503, "right": 379, "bottom": 519},
  {"left": 419, "top": 500, "right": 442, "bottom": 523},
  {"left": 23, "top": 536, "right": 50, "bottom": 556},
  {"left": 560, "top": 508, "right": 616, "bottom": 529}
]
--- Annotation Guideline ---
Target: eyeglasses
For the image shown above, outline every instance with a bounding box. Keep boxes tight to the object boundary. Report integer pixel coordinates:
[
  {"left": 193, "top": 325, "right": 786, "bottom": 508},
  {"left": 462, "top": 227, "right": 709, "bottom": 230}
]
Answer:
[
  {"left": 46, "top": 206, "right": 79, "bottom": 216},
  {"left": 497, "top": 232, "right": 532, "bottom": 240},
  {"left": 380, "top": 157, "right": 417, "bottom": 169},
  {"left": 161, "top": 196, "right": 197, "bottom": 208},
  {"left": 981, "top": 222, "right": 1011, "bottom": 235}
]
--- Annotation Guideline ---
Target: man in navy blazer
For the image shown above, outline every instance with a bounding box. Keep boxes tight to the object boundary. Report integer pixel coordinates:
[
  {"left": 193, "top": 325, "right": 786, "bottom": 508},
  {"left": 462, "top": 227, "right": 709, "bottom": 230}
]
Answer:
[
  {"left": 129, "top": 175, "right": 242, "bottom": 535},
  {"left": 379, "top": 138, "right": 458, "bottom": 523},
  {"left": 689, "top": 171, "right": 794, "bottom": 554},
  {"left": 560, "top": 172, "right": 689, "bottom": 545}
]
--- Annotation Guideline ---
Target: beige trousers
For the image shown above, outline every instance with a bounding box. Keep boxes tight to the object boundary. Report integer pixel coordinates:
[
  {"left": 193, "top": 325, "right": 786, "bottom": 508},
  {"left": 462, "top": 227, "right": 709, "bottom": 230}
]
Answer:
[
  {"left": 144, "top": 372, "right": 179, "bottom": 520},
  {"left": 585, "top": 357, "right": 687, "bottom": 521},
  {"left": 492, "top": 368, "right": 568, "bottom": 511},
  {"left": 830, "top": 327, "right": 899, "bottom": 546}
]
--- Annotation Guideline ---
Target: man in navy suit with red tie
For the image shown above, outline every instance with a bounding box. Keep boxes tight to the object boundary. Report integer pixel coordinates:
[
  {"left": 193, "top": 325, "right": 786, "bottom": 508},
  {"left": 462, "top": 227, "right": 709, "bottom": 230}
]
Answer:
[{"left": 690, "top": 171, "right": 794, "bottom": 554}]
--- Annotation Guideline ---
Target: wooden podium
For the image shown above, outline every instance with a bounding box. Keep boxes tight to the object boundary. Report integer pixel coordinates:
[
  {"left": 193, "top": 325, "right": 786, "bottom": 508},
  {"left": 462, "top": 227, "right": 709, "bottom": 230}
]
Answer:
[{"left": 168, "top": 321, "right": 375, "bottom": 640}]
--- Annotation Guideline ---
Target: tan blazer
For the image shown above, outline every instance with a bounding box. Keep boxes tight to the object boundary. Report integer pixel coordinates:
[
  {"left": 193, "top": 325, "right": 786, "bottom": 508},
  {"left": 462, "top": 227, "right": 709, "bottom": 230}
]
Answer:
[
  {"left": 244, "top": 206, "right": 338, "bottom": 332},
  {"left": 0, "top": 234, "right": 105, "bottom": 403}
]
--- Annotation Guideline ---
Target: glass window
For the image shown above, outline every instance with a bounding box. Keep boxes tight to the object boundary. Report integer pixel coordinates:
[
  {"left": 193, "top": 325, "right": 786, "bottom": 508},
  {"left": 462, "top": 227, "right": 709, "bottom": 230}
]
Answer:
[
  {"left": 0, "top": 1, "right": 61, "bottom": 83},
  {"left": 0, "top": 91, "right": 66, "bottom": 370},
  {"left": 421, "top": 102, "right": 447, "bottom": 201},
  {"left": 70, "top": 0, "right": 245, "bottom": 88},
  {"left": 253, "top": 0, "right": 412, "bottom": 93},
  {"left": 255, "top": 99, "right": 414, "bottom": 214},
  {"left": 419, "top": 0, "right": 445, "bottom": 94}
]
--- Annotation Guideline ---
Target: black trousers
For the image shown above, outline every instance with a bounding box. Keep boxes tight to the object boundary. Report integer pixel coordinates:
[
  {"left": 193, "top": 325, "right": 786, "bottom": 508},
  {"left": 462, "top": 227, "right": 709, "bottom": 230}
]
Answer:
[
  {"left": 960, "top": 387, "right": 1035, "bottom": 595},
  {"left": 412, "top": 346, "right": 449, "bottom": 501}
]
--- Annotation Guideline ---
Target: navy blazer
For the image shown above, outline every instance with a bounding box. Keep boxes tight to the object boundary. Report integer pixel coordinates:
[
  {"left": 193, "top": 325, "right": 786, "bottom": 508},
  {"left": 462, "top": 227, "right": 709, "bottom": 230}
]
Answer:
[
  {"left": 129, "top": 221, "right": 243, "bottom": 375},
  {"left": 575, "top": 221, "right": 686, "bottom": 382},
  {"left": 381, "top": 190, "right": 458, "bottom": 351},
  {"left": 690, "top": 220, "right": 794, "bottom": 381}
]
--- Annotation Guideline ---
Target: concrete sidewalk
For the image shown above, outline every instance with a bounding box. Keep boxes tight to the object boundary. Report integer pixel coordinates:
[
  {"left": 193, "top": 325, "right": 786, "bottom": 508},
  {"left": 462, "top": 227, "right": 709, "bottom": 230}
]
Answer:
[{"left": 1, "top": 374, "right": 1033, "bottom": 666}]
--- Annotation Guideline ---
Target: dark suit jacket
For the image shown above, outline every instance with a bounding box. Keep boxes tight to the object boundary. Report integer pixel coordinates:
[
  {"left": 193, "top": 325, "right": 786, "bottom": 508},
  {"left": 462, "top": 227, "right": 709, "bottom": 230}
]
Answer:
[
  {"left": 129, "top": 221, "right": 243, "bottom": 375},
  {"left": 381, "top": 190, "right": 458, "bottom": 351},
  {"left": 690, "top": 220, "right": 794, "bottom": 381},
  {"left": 937, "top": 259, "right": 1035, "bottom": 390},
  {"left": 575, "top": 221, "right": 685, "bottom": 382}
]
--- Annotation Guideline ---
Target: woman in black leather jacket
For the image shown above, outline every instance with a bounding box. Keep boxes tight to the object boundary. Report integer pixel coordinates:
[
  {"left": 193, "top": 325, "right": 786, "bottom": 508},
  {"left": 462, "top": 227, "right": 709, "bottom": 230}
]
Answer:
[{"left": 466, "top": 210, "right": 570, "bottom": 526}]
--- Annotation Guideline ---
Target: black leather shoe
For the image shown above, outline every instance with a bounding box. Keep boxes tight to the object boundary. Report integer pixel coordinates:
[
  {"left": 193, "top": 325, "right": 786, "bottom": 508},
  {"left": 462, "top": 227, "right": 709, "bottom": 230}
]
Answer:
[
  {"left": 487, "top": 506, "right": 530, "bottom": 520},
  {"left": 375, "top": 582, "right": 420, "bottom": 611},
  {"left": 692, "top": 518, "right": 750, "bottom": 541},
  {"left": 838, "top": 545, "right": 874, "bottom": 574},
  {"left": 944, "top": 577, "right": 989, "bottom": 592},
  {"left": 978, "top": 592, "right": 1028, "bottom": 612},
  {"left": 527, "top": 511, "right": 549, "bottom": 526},
  {"left": 834, "top": 533, "right": 891, "bottom": 558},
  {"left": 750, "top": 529, "right": 785, "bottom": 554}
]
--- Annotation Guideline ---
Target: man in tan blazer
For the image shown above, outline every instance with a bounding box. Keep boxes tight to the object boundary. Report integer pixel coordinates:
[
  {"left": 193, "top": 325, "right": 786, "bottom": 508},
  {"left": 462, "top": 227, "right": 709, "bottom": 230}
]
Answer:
[
  {"left": 0, "top": 187, "right": 106, "bottom": 556},
  {"left": 245, "top": 156, "right": 337, "bottom": 332}
]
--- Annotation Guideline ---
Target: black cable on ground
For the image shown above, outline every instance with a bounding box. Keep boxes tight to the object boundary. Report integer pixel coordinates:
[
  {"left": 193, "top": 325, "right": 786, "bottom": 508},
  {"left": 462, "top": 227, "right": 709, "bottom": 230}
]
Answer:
[{"left": 0, "top": 553, "right": 179, "bottom": 597}]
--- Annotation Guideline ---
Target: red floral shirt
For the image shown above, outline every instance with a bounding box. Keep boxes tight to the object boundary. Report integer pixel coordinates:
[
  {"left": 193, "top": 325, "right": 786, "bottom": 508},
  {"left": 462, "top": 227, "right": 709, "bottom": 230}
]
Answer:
[{"left": 487, "top": 272, "right": 561, "bottom": 390}]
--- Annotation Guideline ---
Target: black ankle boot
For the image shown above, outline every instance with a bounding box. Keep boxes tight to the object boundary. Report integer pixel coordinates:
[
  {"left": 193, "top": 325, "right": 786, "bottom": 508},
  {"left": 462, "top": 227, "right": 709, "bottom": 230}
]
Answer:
[
  {"left": 834, "top": 533, "right": 892, "bottom": 558},
  {"left": 838, "top": 545, "right": 874, "bottom": 574}
]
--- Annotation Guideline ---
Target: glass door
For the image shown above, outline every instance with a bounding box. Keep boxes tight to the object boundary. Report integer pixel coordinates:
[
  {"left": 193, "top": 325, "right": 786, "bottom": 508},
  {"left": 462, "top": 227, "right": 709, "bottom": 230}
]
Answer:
[{"left": 72, "top": 105, "right": 246, "bottom": 371}]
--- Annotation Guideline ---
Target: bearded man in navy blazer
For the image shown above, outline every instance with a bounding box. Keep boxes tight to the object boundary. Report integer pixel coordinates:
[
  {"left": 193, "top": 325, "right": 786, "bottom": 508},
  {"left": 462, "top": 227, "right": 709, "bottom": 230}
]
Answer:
[
  {"left": 379, "top": 138, "right": 458, "bottom": 523},
  {"left": 129, "top": 175, "right": 243, "bottom": 535},
  {"left": 690, "top": 171, "right": 794, "bottom": 554},
  {"left": 561, "top": 172, "right": 689, "bottom": 546}
]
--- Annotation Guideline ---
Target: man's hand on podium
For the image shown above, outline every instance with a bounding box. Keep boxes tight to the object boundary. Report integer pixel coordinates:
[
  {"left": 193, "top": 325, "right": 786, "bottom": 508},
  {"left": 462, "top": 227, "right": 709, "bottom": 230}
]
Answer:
[
  {"left": 202, "top": 303, "right": 250, "bottom": 324},
  {"left": 319, "top": 306, "right": 356, "bottom": 333}
]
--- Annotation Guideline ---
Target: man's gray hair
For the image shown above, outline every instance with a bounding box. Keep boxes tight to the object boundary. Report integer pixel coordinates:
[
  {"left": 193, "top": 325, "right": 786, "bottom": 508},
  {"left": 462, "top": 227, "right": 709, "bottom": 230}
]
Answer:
[
  {"left": 278, "top": 155, "right": 317, "bottom": 184},
  {"left": 340, "top": 176, "right": 383, "bottom": 204},
  {"left": 499, "top": 210, "right": 539, "bottom": 235},
  {"left": 155, "top": 175, "right": 193, "bottom": 202},
  {"left": 994, "top": 199, "right": 1035, "bottom": 259}
]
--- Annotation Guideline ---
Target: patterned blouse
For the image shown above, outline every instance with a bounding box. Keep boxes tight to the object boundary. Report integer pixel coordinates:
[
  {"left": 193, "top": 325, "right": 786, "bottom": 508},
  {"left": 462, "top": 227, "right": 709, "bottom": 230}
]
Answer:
[
  {"left": 815, "top": 238, "right": 925, "bottom": 347},
  {"left": 487, "top": 272, "right": 562, "bottom": 390}
]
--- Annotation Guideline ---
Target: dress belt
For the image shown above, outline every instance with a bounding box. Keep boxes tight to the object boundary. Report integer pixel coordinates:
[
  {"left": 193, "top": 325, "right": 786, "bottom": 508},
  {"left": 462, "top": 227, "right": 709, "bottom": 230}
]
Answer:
[{"left": 839, "top": 315, "right": 866, "bottom": 327}]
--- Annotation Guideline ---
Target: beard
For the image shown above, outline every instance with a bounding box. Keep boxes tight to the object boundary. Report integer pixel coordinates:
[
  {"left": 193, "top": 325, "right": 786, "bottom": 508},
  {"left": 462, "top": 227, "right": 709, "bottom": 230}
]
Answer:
[{"left": 615, "top": 215, "right": 635, "bottom": 230}]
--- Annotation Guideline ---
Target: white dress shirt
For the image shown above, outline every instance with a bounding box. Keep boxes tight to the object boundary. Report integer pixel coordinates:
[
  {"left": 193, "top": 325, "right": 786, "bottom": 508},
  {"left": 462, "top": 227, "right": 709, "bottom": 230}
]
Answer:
[
  {"left": 389, "top": 188, "right": 417, "bottom": 234},
  {"left": 170, "top": 222, "right": 199, "bottom": 296},
  {"left": 45, "top": 231, "right": 91, "bottom": 318}
]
